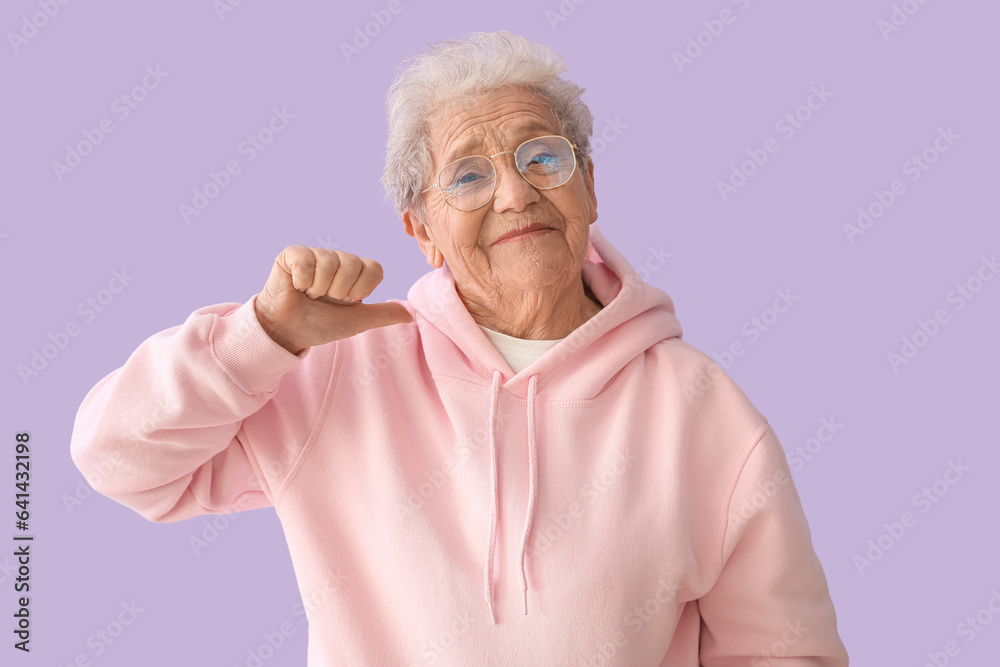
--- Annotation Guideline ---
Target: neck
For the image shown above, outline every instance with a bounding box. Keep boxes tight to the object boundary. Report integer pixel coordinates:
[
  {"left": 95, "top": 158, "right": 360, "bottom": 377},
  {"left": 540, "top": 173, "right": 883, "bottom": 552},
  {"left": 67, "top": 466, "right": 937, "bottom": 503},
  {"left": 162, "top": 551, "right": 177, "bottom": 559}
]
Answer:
[{"left": 460, "top": 274, "right": 603, "bottom": 340}]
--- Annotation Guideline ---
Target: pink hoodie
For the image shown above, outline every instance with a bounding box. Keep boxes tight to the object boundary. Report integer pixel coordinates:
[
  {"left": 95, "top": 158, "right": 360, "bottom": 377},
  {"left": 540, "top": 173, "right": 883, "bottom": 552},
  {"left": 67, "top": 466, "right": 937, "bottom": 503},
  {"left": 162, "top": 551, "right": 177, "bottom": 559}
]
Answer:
[{"left": 70, "top": 224, "right": 849, "bottom": 666}]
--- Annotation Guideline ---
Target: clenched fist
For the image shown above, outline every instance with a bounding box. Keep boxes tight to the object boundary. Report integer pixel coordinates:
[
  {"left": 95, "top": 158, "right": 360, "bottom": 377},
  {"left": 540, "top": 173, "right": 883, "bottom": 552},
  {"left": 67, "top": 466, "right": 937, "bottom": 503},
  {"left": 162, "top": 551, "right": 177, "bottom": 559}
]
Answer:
[{"left": 254, "top": 245, "right": 413, "bottom": 355}]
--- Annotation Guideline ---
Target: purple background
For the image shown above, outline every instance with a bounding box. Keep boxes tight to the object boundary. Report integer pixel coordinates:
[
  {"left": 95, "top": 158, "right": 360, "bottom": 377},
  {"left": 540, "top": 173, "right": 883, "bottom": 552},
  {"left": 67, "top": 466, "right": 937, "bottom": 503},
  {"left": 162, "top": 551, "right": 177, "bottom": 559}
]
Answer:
[{"left": 3, "top": 0, "right": 998, "bottom": 665}]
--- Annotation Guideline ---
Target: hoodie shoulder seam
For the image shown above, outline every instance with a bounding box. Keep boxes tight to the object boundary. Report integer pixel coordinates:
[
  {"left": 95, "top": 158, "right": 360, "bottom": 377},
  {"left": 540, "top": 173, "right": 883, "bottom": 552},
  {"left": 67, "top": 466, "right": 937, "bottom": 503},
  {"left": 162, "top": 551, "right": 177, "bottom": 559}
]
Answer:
[
  {"left": 273, "top": 341, "right": 341, "bottom": 511},
  {"left": 715, "top": 417, "right": 771, "bottom": 572}
]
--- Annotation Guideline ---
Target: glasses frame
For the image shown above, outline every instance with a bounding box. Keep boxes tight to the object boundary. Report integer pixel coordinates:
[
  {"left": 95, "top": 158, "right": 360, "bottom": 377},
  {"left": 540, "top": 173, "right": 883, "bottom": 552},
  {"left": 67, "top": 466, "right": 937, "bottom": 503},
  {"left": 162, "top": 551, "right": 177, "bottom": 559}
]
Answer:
[{"left": 419, "top": 134, "right": 579, "bottom": 212}]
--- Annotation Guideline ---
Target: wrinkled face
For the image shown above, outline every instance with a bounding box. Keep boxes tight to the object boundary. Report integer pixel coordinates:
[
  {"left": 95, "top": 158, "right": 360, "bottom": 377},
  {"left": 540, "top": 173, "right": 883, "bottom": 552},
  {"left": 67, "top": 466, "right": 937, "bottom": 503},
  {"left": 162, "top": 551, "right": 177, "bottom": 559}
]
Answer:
[{"left": 408, "top": 85, "right": 598, "bottom": 296}]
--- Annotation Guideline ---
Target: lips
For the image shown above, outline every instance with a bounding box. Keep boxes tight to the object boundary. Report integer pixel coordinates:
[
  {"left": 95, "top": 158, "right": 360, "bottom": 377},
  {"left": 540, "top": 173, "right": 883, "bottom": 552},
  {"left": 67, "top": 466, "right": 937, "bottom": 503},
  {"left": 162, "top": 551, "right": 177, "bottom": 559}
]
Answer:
[{"left": 492, "top": 222, "right": 554, "bottom": 246}]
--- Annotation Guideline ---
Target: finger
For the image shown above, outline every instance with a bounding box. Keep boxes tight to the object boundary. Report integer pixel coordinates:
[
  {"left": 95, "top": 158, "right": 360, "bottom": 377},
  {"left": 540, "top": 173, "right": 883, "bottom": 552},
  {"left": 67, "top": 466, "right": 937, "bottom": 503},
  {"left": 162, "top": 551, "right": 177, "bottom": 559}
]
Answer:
[
  {"left": 263, "top": 257, "right": 294, "bottom": 300},
  {"left": 276, "top": 245, "right": 316, "bottom": 293},
  {"left": 326, "top": 252, "right": 364, "bottom": 301},
  {"left": 344, "top": 258, "right": 385, "bottom": 301},
  {"left": 305, "top": 249, "right": 342, "bottom": 299},
  {"left": 352, "top": 302, "right": 413, "bottom": 333}
]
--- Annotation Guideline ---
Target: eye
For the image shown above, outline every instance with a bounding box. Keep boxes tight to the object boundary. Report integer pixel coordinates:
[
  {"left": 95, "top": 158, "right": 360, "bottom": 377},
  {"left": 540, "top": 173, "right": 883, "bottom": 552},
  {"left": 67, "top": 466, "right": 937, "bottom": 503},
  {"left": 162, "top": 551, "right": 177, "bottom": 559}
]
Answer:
[
  {"left": 457, "top": 172, "right": 483, "bottom": 185},
  {"left": 528, "top": 153, "right": 558, "bottom": 166},
  {"left": 523, "top": 152, "right": 564, "bottom": 174},
  {"left": 445, "top": 165, "right": 491, "bottom": 193}
]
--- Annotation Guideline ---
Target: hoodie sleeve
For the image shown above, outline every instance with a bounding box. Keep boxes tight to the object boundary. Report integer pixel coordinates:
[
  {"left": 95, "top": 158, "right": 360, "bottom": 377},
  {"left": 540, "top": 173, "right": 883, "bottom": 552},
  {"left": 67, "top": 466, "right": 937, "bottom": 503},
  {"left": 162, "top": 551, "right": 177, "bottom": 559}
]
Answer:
[
  {"left": 697, "top": 422, "right": 850, "bottom": 666},
  {"left": 69, "top": 294, "right": 325, "bottom": 524}
]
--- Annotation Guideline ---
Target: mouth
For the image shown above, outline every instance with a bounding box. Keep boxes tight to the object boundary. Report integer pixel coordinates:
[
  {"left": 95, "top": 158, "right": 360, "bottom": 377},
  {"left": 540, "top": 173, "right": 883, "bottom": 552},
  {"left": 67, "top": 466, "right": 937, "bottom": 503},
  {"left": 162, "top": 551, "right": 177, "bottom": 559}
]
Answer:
[{"left": 492, "top": 222, "right": 555, "bottom": 246}]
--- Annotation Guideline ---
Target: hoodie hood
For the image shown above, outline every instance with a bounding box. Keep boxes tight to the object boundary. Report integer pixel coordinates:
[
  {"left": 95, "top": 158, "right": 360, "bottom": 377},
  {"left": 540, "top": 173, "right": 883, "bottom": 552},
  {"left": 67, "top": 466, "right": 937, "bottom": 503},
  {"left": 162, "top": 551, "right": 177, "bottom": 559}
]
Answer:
[{"left": 405, "top": 223, "right": 682, "bottom": 624}]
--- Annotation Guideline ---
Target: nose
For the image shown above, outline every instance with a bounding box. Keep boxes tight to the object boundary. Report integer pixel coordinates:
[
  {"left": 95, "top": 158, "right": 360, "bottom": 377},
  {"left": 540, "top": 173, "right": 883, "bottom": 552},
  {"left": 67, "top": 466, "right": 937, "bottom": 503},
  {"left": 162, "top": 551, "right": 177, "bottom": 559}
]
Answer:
[{"left": 491, "top": 151, "right": 540, "bottom": 214}]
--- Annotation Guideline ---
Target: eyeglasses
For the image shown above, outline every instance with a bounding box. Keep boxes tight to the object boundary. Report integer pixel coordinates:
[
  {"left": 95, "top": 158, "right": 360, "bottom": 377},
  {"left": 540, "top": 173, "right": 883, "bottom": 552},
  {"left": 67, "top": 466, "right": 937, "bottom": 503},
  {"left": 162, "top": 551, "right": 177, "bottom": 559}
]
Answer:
[{"left": 420, "top": 135, "right": 579, "bottom": 212}]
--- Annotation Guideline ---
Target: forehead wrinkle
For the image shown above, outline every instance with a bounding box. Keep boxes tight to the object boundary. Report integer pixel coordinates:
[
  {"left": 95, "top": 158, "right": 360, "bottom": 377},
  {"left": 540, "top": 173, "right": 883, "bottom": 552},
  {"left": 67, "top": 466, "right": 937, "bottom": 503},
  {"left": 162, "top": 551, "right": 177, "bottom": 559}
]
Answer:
[
  {"left": 432, "top": 97, "right": 560, "bottom": 170},
  {"left": 444, "top": 120, "right": 556, "bottom": 165}
]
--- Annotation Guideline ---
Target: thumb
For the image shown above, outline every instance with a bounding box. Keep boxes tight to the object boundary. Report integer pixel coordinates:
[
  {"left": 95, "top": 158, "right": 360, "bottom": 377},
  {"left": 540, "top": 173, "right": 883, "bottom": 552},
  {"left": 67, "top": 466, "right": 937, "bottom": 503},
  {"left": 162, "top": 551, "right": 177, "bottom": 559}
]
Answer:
[{"left": 354, "top": 301, "right": 414, "bottom": 332}]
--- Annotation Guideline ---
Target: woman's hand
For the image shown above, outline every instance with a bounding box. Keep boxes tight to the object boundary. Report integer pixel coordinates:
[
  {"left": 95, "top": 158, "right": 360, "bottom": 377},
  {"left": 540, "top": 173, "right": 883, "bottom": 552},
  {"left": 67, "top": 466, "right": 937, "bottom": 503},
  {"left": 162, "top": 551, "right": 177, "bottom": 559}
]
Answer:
[{"left": 254, "top": 245, "right": 413, "bottom": 355}]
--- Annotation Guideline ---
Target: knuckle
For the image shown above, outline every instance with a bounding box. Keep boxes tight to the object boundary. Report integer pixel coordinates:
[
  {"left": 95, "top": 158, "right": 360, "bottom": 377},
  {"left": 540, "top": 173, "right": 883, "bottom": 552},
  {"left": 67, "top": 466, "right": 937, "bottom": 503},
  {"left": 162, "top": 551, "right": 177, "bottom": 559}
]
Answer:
[
  {"left": 329, "top": 252, "right": 361, "bottom": 275},
  {"left": 296, "top": 252, "right": 317, "bottom": 269},
  {"left": 315, "top": 251, "right": 341, "bottom": 271}
]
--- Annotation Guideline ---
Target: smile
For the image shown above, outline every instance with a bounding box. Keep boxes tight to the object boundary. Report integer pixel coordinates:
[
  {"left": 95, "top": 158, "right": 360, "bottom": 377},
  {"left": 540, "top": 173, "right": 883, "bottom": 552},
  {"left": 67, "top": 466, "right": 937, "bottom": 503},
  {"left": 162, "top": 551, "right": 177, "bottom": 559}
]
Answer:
[{"left": 493, "top": 228, "right": 554, "bottom": 246}]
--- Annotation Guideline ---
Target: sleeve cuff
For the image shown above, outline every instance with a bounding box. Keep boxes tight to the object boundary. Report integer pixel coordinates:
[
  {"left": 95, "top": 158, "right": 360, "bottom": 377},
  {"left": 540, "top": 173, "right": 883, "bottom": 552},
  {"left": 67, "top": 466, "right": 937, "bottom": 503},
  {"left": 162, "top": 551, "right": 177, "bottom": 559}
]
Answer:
[{"left": 210, "top": 293, "right": 310, "bottom": 394}]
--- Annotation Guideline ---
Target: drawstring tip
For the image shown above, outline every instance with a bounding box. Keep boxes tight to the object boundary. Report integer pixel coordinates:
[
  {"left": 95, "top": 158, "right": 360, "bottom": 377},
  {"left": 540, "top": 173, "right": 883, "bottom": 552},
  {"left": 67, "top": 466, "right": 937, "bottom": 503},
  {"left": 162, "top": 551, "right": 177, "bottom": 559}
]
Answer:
[
  {"left": 522, "top": 590, "right": 527, "bottom": 615},
  {"left": 488, "top": 598, "right": 498, "bottom": 626}
]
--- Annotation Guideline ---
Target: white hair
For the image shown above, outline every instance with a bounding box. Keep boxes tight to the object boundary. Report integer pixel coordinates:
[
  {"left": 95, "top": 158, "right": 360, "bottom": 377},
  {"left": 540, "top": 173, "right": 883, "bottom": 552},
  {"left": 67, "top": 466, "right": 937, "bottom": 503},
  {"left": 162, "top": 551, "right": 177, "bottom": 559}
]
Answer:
[{"left": 381, "top": 30, "right": 595, "bottom": 222}]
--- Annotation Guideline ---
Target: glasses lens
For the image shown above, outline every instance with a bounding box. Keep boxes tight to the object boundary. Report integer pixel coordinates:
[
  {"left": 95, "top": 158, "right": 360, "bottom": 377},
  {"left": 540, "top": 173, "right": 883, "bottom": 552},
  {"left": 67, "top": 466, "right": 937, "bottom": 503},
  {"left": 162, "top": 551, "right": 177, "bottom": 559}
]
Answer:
[
  {"left": 516, "top": 136, "right": 576, "bottom": 189},
  {"left": 433, "top": 136, "right": 576, "bottom": 211},
  {"left": 440, "top": 157, "right": 495, "bottom": 211}
]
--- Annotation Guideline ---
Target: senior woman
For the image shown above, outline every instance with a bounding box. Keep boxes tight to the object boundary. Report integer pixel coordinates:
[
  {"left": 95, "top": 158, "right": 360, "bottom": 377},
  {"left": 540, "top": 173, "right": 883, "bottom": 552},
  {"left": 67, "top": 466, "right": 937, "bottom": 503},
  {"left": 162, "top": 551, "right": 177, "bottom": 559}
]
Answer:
[{"left": 71, "top": 31, "right": 849, "bottom": 666}]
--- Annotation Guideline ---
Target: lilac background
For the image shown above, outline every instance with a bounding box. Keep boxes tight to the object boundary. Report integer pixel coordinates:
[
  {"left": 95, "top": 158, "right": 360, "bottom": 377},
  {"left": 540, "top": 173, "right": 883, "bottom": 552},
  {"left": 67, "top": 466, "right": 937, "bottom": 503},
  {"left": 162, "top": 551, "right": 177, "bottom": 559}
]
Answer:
[{"left": 2, "top": 0, "right": 998, "bottom": 665}]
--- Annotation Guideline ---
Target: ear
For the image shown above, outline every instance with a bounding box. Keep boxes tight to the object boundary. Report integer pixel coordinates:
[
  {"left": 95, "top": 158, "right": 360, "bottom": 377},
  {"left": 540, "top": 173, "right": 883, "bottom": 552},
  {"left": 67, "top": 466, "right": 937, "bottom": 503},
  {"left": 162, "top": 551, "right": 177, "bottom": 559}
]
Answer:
[
  {"left": 583, "top": 158, "right": 598, "bottom": 224},
  {"left": 403, "top": 208, "right": 444, "bottom": 269}
]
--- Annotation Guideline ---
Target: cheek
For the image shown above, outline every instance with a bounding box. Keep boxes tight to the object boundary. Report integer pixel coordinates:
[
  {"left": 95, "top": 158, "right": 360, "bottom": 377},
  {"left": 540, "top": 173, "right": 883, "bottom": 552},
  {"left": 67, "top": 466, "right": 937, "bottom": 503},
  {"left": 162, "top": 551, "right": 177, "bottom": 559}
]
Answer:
[
  {"left": 552, "top": 187, "right": 591, "bottom": 223},
  {"left": 428, "top": 208, "right": 481, "bottom": 250},
  {"left": 425, "top": 203, "right": 451, "bottom": 242}
]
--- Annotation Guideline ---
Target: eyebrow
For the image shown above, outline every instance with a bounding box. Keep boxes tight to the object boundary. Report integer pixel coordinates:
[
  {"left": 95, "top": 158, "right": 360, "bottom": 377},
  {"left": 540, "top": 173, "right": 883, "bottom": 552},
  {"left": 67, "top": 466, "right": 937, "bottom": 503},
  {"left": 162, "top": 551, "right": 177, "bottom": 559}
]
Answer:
[{"left": 442, "top": 121, "right": 556, "bottom": 165}]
